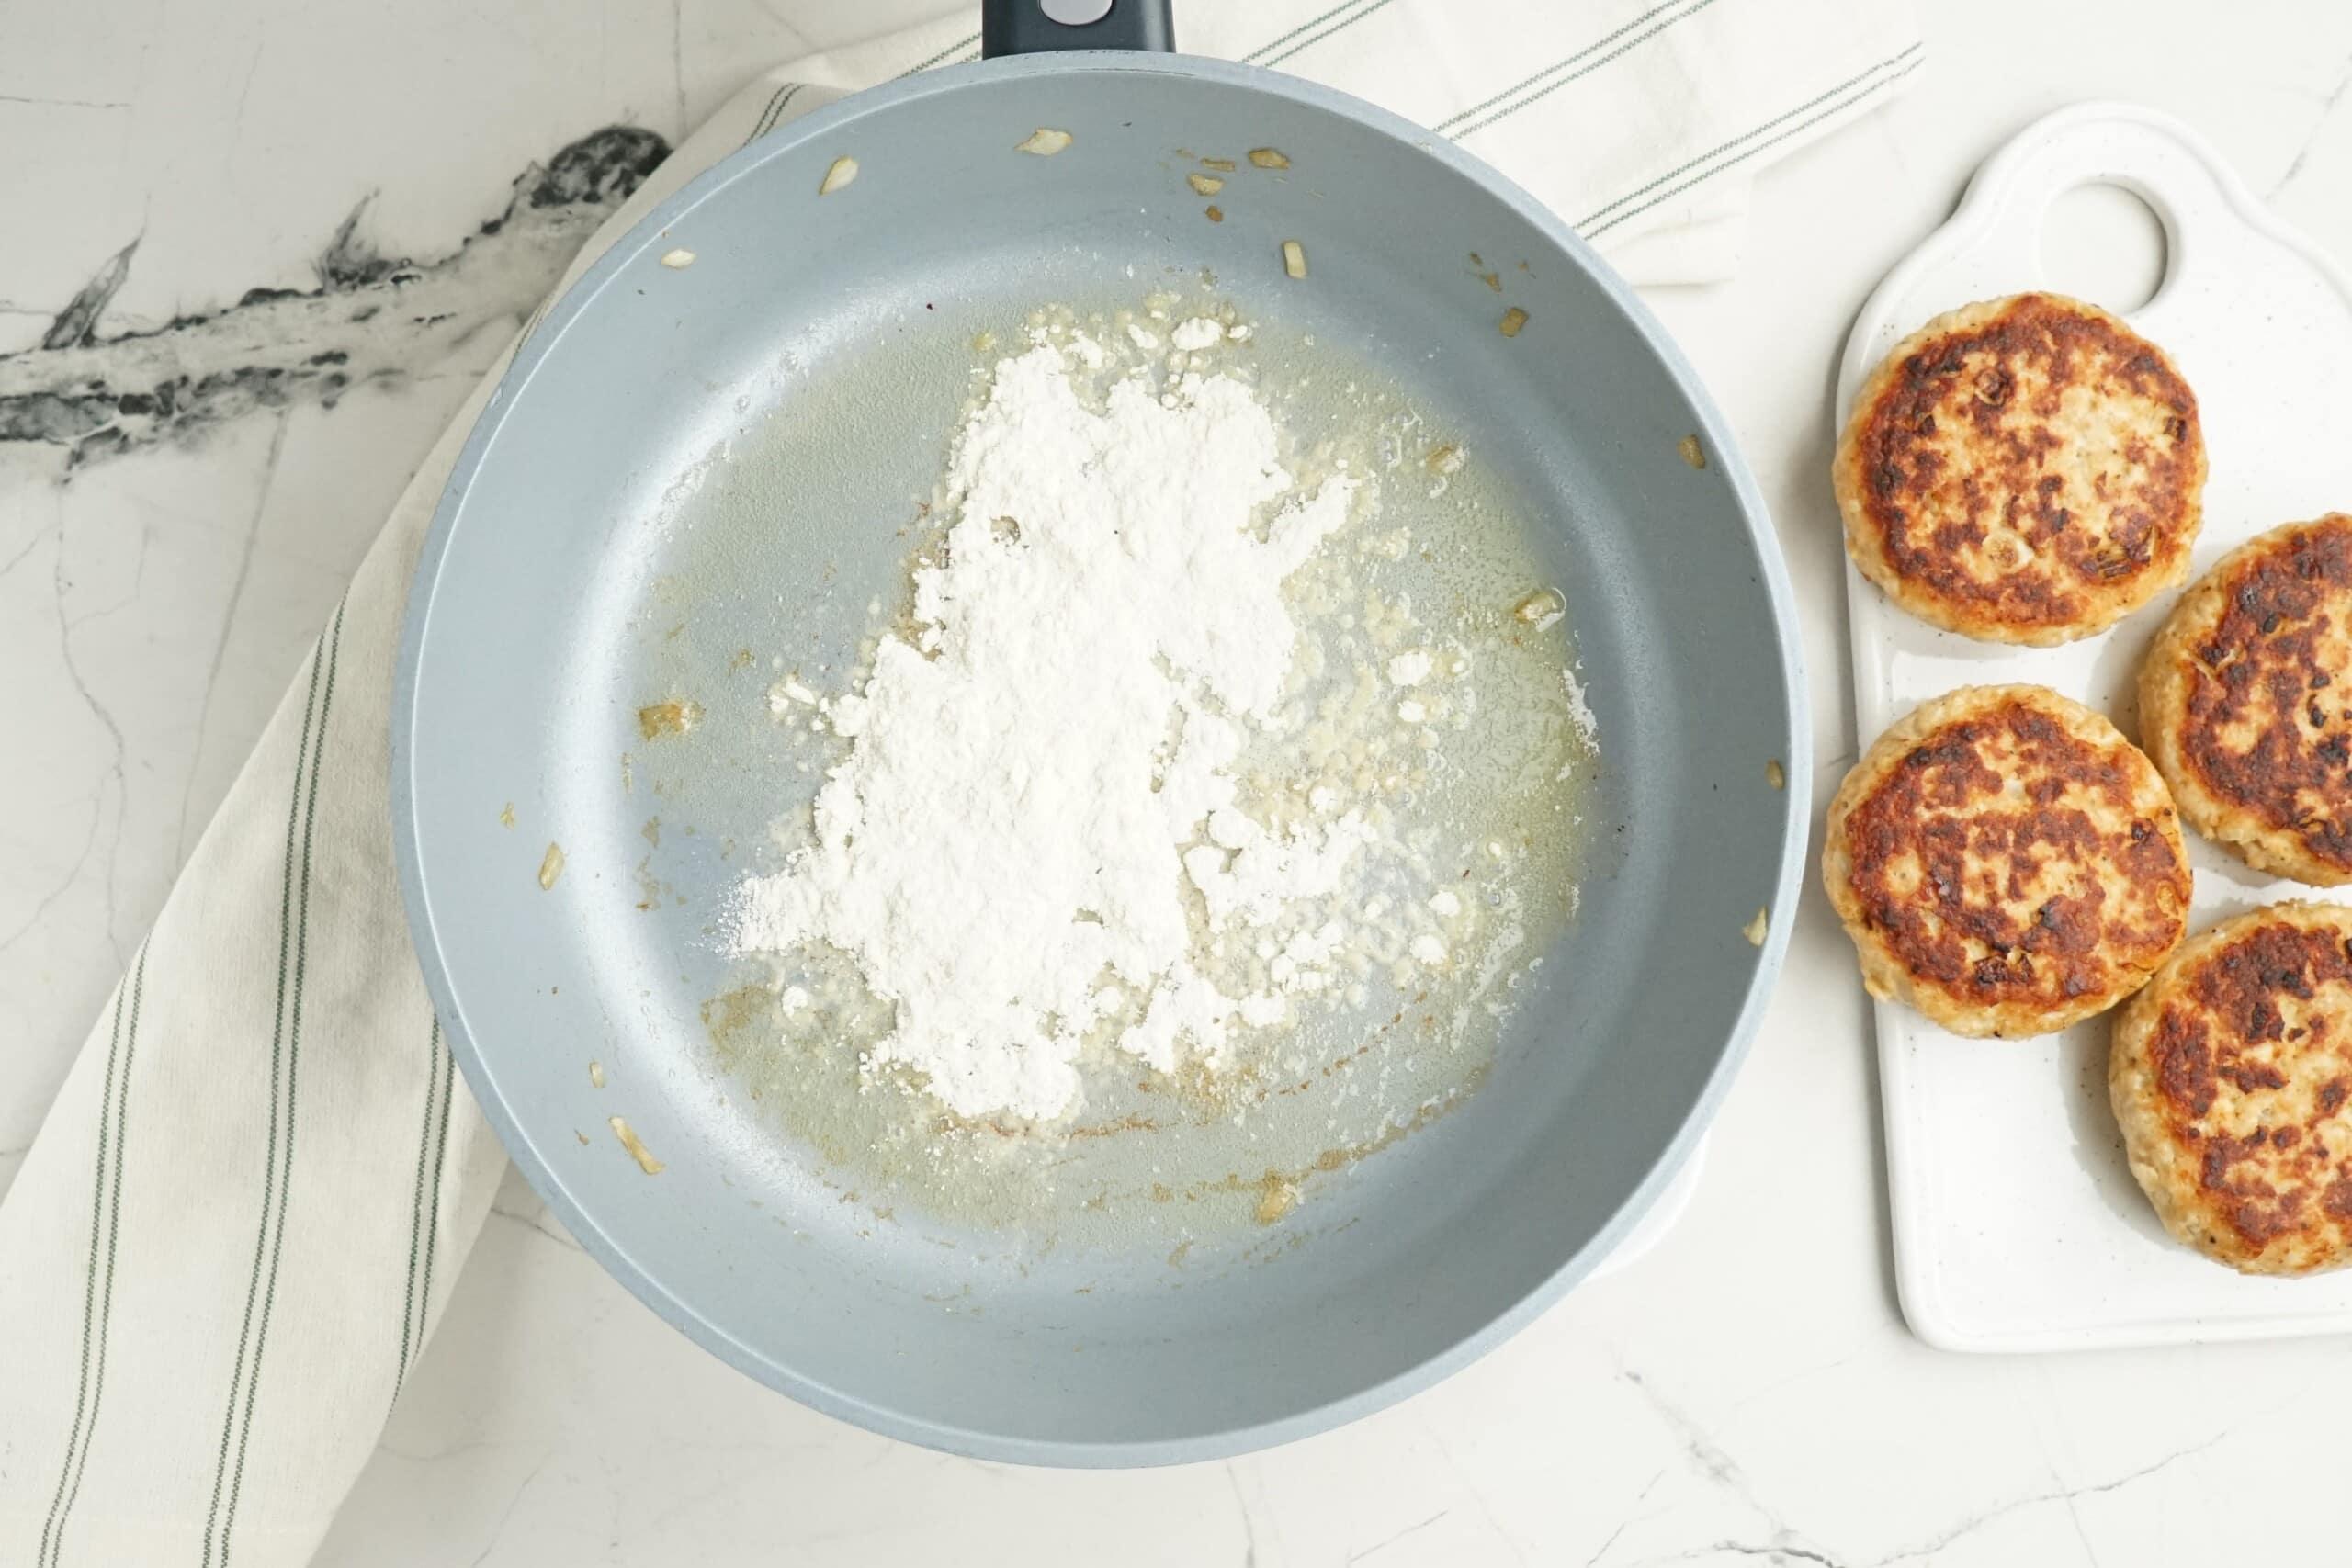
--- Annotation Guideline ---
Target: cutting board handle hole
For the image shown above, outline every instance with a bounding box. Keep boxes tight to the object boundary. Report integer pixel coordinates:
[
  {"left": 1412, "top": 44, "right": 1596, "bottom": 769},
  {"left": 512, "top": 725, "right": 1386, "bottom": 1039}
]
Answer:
[{"left": 2038, "top": 180, "right": 2171, "bottom": 316}]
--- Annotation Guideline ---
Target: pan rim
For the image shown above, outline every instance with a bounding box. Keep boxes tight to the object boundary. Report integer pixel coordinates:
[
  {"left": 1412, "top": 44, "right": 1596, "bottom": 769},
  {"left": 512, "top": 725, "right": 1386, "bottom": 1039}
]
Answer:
[{"left": 391, "top": 48, "right": 1813, "bottom": 1466}]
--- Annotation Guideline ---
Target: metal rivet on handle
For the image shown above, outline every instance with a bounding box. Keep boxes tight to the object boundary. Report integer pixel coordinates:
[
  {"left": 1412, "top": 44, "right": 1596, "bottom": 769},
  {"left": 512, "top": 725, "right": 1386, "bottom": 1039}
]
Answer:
[{"left": 1041, "top": 0, "right": 1115, "bottom": 23}]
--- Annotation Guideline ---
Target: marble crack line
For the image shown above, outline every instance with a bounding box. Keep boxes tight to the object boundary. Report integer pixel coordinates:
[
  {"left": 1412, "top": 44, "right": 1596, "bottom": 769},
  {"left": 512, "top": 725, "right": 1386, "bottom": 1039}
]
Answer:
[
  {"left": 0, "top": 522, "right": 116, "bottom": 960},
  {"left": 1618, "top": 1367, "right": 1747, "bottom": 1495},
  {"left": 176, "top": 411, "right": 288, "bottom": 860},
  {"left": 2030, "top": 1423, "right": 2105, "bottom": 1568},
  {"left": 55, "top": 524, "right": 130, "bottom": 962},
  {"left": 1617, "top": 1364, "right": 1844, "bottom": 1567},
  {"left": 60, "top": 514, "right": 153, "bottom": 632},
  {"left": 1865, "top": 1431, "right": 2228, "bottom": 1568},
  {"left": 1581, "top": 1469, "right": 1667, "bottom": 1568},
  {"left": 0, "top": 127, "right": 671, "bottom": 468},
  {"left": 1697, "top": 1547, "right": 1843, "bottom": 1567},
  {"left": 637, "top": 1451, "right": 778, "bottom": 1532},
  {"left": 42, "top": 237, "right": 138, "bottom": 352},
  {"left": 670, "top": 0, "right": 687, "bottom": 136},
  {"left": 2272, "top": 48, "right": 2352, "bottom": 196},
  {"left": 377, "top": 1436, "right": 521, "bottom": 1467},
  {"left": 1347, "top": 1508, "right": 1449, "bottom": 1564},
  {"left": 0, "top": 801, "right": 98, "bottom": 959},
  {"left": 466, "top": 1452, "right": 550, "bottom": 1568},
  {"left": 0, "top": 93, "right": 129, "bottom": 109},
  {"left": 1690, "top": 1432, "right": 2228, "bottom": 1568},
  {"left": 1582, "top": 1517, "right": 1635, "bottom": 1568},
  {"left": 489, "top": 1198, "right": 586, "bottom": 1254},
  {"left": 229, "top": 35, "right": 265, "bottom": 140},
  {"left": 741, "top": 0, "right": 817, "bottom": 50},
  {"left": 1727, "top": 1353, "right": 1860, "bottom": 1413},
  {"left": 1224, "top": 1458, "right": 1263, "bottom": 1568},
  {"left": 1418, "top": 1415, "right": 1528, "bottom": 1563},
  {"left": 0, "top": 520, "right": 55, "bottom": 581}
]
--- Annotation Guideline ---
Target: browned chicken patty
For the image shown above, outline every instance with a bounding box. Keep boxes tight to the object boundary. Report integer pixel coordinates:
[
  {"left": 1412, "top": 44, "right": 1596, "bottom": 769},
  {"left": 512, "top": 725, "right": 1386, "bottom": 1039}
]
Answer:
[
  {"left": 2111, "top": 901, "right": 2352, "bottom": 1275},
  {"left": 2141, "top": 515, "right": 2352, "bottom": 886},
  {"left": 1824, "top": 684, "right": 2191, "bottom": 1037},
  {"left": 1835, "top": 293, "right": 2205, "bottom": 645}
]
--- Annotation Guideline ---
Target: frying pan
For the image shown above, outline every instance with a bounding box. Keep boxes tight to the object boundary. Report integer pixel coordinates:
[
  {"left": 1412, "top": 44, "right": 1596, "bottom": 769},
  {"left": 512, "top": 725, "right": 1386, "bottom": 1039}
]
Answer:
[{"left": 392, "top": 0, "right": 1808, "bottom": 1464}]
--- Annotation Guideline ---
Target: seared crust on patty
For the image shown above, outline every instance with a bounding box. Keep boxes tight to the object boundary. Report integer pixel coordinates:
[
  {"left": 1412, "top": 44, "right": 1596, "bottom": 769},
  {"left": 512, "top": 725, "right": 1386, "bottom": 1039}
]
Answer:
[
  {"left": 1835, "top": 293, "right": 2205, "bottom": 645},
  {"left": 1825, "top": 684, "right": 2191, "bottom": 1037},
  {"left": 2111, "top": 901, "right": 2352, "bottom": 1275},
  {"left": 2140, "top": 515, "right": 2352, "bottom": 886}
]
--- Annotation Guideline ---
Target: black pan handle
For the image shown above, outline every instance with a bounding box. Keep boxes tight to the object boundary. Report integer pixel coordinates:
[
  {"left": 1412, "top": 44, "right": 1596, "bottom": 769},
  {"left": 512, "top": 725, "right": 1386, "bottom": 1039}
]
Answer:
[{"left": 982, "top": 0, "right": 1174, "bottom": 57}]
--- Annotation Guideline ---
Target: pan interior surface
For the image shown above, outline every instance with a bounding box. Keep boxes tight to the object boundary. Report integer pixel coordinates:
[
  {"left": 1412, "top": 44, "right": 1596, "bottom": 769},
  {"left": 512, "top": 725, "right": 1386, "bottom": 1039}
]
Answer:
[
  {"left": 653, "top": 292, "right": 1600, "bottom": 1247},
  {"left": 400, "top": 57, "right": 1801, "bottom": 1461}
]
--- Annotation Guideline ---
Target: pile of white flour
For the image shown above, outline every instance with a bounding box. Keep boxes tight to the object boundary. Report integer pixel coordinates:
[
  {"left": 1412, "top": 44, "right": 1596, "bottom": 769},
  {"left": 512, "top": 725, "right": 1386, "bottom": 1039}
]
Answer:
[{"left": 729, "top": 326, "right": 1385, "bottom": 1121}]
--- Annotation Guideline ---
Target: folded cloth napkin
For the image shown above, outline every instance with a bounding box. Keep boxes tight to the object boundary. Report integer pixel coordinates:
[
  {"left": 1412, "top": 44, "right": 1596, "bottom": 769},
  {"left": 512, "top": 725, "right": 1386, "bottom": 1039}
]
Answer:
[
  {"left": 0, "top": 4, "right": 1918, "bottom": 1562},
  {"left": 750, "top": 1, "right": 1926, "bottom": 285}
]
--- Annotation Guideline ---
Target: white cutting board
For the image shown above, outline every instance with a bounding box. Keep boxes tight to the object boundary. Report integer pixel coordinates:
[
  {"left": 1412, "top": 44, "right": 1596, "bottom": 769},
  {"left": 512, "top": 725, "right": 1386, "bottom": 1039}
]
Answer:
[{"left": 1838, "top": 102, "right": 2352, "bottom": 1351}]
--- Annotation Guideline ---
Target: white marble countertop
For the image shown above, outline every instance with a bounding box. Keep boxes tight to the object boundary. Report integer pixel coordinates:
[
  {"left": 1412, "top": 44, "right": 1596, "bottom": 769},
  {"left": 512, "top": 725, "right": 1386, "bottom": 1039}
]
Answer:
[{"left": 7, "top": 2, "right": 2352, "bottom": 1563}]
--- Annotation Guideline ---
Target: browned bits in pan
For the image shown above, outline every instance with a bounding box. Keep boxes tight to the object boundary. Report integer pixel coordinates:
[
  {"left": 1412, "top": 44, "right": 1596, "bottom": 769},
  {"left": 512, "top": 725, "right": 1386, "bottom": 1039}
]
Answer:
[{"left": 610, "top": 1115, "right": 665, "bottom": 1175}]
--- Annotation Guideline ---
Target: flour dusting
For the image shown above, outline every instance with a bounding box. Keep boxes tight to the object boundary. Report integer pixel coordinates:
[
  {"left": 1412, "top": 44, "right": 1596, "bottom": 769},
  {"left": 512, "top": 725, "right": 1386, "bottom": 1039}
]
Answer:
[{"left": 723, "top": 301, "right": 1598, "bottom": 1133}]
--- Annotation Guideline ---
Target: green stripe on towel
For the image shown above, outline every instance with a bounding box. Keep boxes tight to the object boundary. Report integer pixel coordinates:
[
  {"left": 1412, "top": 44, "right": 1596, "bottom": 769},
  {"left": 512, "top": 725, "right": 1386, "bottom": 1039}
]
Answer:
[
  {"left": 1582, "top": 42, "right": 1925, "bottom": 236},
  {"left": 200, "top": 600, "right": 342, "bottom": 1568},
  {"left": 392, "top": 1017, "right": 445, "bottom": 1395},
  {"left": 35, "top": 976, "right": 124, "bottom": 1567},
  {"left": 1255, "top": 0, "right": 1396, "bottom": 69},
  {"left": 1444, "top": 0, "right": 1724, "bottom": 141},
  {"left": 218, "top": 599, "right": 347, "bottom": 1564},
  {"left": 44, "top": 947, "right": 147, "bottom": 1566}
]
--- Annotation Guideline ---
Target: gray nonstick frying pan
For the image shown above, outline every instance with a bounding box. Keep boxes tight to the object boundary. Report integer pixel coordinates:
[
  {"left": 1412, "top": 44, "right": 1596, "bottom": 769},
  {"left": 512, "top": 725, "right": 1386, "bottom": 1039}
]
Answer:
[{"left": 392, "top": 0, "right": 1808, "bottom": 1464}]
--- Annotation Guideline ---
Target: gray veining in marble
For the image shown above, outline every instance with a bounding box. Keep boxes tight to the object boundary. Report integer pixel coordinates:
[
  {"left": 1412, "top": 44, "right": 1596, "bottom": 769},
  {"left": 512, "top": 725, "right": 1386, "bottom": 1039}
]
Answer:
[{"left": 1, "top": 127, "right": 670, "bottom": 466}]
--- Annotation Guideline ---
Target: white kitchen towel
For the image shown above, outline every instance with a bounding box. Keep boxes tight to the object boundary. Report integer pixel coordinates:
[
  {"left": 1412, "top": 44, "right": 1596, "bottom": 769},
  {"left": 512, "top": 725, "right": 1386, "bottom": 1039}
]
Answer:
[
  {"left": 766, "top": 1, "right": 1927, "bottom": 285},
  {"left": 0, "top": 5, "right": 1919, "bottom": 1564}
]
